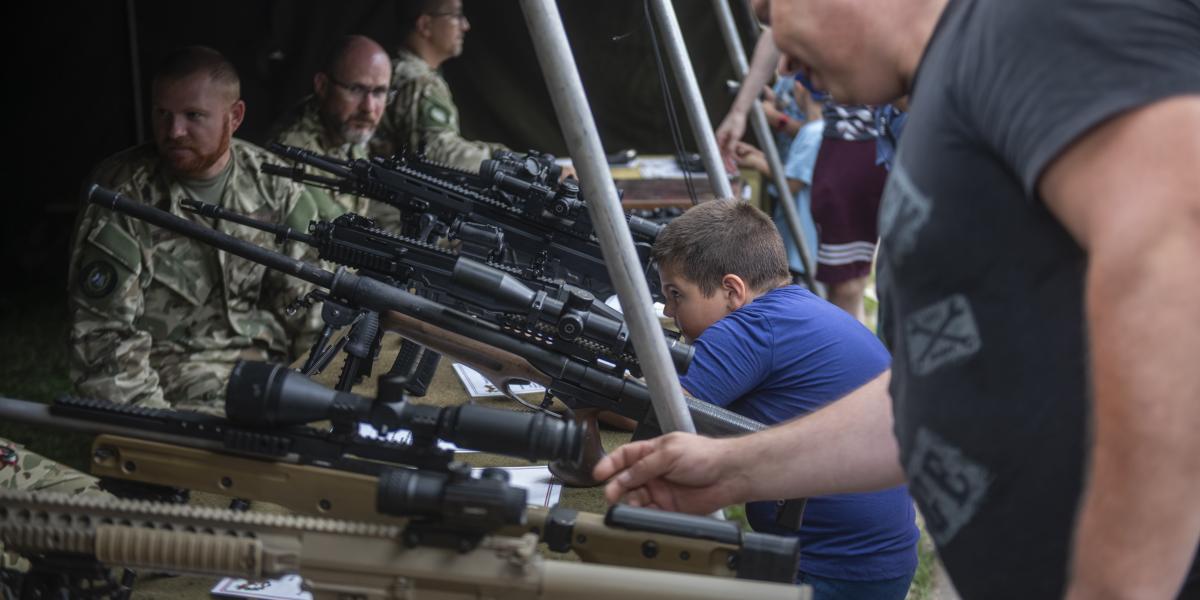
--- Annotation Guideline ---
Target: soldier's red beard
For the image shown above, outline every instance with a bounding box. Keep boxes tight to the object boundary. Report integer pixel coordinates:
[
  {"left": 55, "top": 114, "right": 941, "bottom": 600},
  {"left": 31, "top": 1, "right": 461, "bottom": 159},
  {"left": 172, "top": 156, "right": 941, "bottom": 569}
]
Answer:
[{"left": 162, "top": 118, "right": 233, "bottom": 178}]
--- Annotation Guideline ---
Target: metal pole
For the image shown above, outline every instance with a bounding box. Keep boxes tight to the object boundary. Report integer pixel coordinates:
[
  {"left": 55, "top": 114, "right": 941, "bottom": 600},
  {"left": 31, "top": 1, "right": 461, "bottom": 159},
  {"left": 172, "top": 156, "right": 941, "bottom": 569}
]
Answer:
[
  {"left": 519, "top": 0, "right": 696, "bottom": 435},
  {"left": 711, "top": 0, "right": 817, "bottom": 290},
  {"left": 648, "top": 0, "right": 734, "bottom": 201},
  {"left": 126, "top": 0, "right": 146, "bottom": 144}
]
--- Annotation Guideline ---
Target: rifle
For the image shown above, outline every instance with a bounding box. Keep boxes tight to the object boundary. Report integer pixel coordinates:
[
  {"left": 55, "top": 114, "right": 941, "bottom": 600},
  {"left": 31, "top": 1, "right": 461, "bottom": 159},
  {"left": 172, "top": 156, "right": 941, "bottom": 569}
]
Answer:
[
  {"left": 181, "top": 201, "right": 691, "bottom": 382},
  {"left": 88, "top": 184, "right": 765, "bottom": 486},
  {"left": 261, "top": 145, "right": 667, "bottom": 398},
  {"left": 261, "top": 143, "right": 660, "bottom": 297},
  {"left": 0, "top": 358, "right": 579, "bottom": 527},
  {"left": 1, "top": 388, "right": 801, "bottom": 583},
  {"left": 0, "top": 491, "right": 809, "bottom": 599}
]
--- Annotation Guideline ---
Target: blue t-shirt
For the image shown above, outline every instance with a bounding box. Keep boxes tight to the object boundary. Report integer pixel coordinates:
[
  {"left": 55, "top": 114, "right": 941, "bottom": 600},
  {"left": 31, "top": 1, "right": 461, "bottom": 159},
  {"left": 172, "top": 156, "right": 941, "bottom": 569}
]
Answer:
[
  {"left": 680, "top": 286, "right": 918, "bottom": 581},
  {"left": 776, "top": 120, "right": 824, "bottom": 274}
]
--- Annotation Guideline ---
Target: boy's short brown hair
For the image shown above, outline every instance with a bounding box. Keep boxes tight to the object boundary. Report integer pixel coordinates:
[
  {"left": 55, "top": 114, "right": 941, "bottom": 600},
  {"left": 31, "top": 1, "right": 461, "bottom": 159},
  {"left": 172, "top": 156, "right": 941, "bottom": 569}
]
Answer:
[{"left": 652, "top": 200, "right": 791, "bottom": 296}]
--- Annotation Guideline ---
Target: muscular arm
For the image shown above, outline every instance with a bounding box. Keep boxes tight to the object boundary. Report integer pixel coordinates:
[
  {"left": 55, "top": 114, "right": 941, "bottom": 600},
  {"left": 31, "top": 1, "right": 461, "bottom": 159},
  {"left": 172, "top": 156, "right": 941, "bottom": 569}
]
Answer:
[
  {"left": 594, "top": 371, "right": 904, "bottom": 514},
  {"left": 1040, "top": 96, "right": 1200, "bottom": 600}
]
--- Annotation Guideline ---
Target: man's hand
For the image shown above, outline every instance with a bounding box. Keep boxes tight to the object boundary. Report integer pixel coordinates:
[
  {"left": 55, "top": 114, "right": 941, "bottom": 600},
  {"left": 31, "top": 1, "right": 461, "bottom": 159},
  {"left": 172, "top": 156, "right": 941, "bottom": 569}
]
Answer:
[
  {"left": 593, "top": 432, "right": 745, "bottom": 514},
  {"left": 1041, "top": 95, "right": 1200, "bottom": 600},
  {"left": 731, "top": 141, "right": 769, "bottom": 175},
  {"left": 595, "top": 372, "right": 903, "bottom": 515},
  {"left": 715, "top": 111, "right": 748, "bottom": 173}
]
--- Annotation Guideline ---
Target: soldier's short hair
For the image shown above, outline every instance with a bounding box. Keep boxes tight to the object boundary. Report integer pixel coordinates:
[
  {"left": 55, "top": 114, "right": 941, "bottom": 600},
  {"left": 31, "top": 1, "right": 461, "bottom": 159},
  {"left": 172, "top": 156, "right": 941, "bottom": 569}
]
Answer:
[
  {"left": 399, "top": 0, "right": 452, "bottom": 35},
  {"left": 153, "top": 46, "right": 240, "bottom": 100},
  {"left": 652, "top": 200, "right": 790, "bottom": 296}
]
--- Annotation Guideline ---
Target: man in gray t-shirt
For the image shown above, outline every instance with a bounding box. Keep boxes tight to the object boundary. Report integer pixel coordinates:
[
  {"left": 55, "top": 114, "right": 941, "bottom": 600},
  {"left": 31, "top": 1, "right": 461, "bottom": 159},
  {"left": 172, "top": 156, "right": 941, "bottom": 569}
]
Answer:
[{"left": 594, "top": 1, "right": 1200, "bottom": 598}]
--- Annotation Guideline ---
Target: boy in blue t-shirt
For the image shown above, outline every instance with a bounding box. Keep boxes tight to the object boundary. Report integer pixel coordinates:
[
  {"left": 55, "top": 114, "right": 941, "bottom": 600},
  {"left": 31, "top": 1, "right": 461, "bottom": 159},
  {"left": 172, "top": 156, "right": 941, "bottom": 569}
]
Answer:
[{"left": 653, "top": 200, "right": 918, "bottom": 599}]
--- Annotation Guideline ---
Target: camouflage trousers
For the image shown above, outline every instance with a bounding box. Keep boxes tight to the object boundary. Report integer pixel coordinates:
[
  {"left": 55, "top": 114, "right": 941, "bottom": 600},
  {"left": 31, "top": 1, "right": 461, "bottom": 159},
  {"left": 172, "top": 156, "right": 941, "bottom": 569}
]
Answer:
[{"left": 0, "top": 437, "right": 109, "bottom": 571}]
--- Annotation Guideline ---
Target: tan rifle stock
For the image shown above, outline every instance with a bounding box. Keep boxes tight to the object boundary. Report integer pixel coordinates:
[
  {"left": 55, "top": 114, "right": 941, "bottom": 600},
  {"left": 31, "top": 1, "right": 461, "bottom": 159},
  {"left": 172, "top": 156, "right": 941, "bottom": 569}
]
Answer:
[
  {"left": 0, "top": 491, "right": 809, "bottom": 600},
  {"left": 87, "top": 435, "right": 747, "bottom": 578}
]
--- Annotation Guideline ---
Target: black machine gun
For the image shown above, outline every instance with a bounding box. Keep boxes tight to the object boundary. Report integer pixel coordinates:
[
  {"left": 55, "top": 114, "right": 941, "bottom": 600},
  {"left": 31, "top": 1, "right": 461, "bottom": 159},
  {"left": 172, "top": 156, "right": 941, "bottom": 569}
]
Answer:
[
  {"left": 88, "top": 185, "right": 766, "bottom": 486},
  {"left": 181, "top": 200, "right": 691, "bottom": 389},
  {"left": 261, "top": 143, "right": 663, "bottom": 298}
]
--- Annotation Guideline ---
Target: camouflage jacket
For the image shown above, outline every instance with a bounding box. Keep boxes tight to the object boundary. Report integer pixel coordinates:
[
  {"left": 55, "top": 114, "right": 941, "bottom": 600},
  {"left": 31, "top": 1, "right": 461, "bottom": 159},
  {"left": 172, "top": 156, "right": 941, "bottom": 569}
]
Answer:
[
  {"left": 68, "top": 139, "right": 321, "bottom": 413},
  {"left": 0, "top": 436, "right": 107, "bottom": 571},
  {"left": 372, "top": 48, "right": 507, "bottom": 173},
  {"left": 270, "top": 95, "right": 375, "bottom": 219}
]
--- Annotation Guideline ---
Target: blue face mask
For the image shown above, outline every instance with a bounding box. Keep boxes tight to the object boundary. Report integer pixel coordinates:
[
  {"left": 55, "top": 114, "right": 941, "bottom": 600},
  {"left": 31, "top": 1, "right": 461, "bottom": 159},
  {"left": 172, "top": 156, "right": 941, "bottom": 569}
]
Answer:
[{"left": 793, "top": 71, "right": 829, "bottom": 102}]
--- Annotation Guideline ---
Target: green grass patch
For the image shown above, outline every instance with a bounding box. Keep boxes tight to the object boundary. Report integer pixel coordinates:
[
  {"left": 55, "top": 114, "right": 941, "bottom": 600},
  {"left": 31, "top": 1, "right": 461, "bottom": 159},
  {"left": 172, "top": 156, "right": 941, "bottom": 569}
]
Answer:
[
  {"left": 906, "top": 514, "right": 939, "bottom": 600},
  {"left": 0, "top": 288, "right": 92, "bottom": 471}
]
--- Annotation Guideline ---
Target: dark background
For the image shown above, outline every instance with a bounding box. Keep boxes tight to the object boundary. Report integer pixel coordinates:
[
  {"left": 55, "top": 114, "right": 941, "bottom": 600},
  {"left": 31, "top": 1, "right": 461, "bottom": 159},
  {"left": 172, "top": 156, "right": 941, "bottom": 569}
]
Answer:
[{"left": 3, "top": 0, "right": 759, "bottom": 294}]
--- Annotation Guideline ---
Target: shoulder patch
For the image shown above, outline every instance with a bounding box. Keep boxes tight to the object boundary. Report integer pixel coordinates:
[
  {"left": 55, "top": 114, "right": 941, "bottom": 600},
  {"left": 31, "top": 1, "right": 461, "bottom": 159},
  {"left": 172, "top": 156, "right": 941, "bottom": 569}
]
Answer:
[
  {"left": 79, "top": 260, "right": 119, "bottom": 299},
  {"left": 421, "top": 99, "right": 454, "bottom": 129},
  {"left": 88, "top": 218, "right": 141, "bottom": 273}
]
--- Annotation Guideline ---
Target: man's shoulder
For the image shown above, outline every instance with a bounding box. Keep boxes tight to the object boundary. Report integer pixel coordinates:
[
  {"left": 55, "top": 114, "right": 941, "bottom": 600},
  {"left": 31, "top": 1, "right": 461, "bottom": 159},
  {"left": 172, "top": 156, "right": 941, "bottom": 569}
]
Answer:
[
  {"left": 392, "top": 49, "right": 441, "bottom": 86},
  {"left": 229, "top": 139, "right": 297, "bottom": 207},
  {"left": 269, "top": 96, "right": 322, "bottom": 147},
  {"left": 91, "top": 143, "right": 160, "bottom": 192},
  {"left": 230, "top": 138, "right": 278, "bottom": 168}
]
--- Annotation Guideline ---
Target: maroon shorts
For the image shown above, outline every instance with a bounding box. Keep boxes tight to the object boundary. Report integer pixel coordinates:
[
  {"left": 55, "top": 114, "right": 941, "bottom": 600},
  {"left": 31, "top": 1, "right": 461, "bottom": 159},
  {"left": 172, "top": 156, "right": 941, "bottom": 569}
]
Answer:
[{"left": 809, "top": 138, "right": 887, "bottom": 284}]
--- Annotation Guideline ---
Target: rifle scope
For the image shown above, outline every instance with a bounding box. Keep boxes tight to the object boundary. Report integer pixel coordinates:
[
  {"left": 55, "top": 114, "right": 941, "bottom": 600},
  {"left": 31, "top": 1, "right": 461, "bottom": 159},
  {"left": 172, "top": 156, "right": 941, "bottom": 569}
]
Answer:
[
  {"left": 226, "top": 361, "right": 582, "bottom": 463},
  {"left": 452, "top": 258, "right": 693, "bottom": 373},
  {"left": 377, "top": 466, "right": 526, "bottom": 531},
  {"left": 480, "top": 150, "right": 562, "bottom": 187},
  {"left": 480, "top": 152, "right": 662, "bottom": 244}
]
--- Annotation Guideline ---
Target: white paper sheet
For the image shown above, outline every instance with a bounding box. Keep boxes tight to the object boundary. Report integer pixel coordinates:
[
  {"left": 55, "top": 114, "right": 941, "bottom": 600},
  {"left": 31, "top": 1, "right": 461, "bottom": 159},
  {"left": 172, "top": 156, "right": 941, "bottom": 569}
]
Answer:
[
  {"left": 474, "top": 465, "right": 563, "bottom": 508},
  {"left": 451, "top": 363, "right": 545, "bottom": 398},
  {"left": 212, "top": 574, "right": 311, "bottom": 600}
]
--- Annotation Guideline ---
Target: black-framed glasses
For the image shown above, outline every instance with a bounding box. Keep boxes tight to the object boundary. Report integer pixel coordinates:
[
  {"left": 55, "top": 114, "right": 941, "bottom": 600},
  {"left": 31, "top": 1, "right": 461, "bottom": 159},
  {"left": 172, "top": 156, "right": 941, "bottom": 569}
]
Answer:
[
  {"left": 428, "top": 11, "right": 468, "bottom": 24},
  {"left": 328, "top": 76, "right": 396, "bottom": 103}
]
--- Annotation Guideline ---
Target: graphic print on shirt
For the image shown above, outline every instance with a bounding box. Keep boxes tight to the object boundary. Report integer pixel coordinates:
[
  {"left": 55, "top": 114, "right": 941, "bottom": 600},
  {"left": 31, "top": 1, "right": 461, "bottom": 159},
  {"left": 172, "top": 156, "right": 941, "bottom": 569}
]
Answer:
[
  {"left": 904, "top": 294, "right": 982, "bottom": 376},
  {"left": 905, "top": 427, "right": 992, "bottom": 546},
  {"left": 877, "top": 164, "right": 931, "bottom": 262}
]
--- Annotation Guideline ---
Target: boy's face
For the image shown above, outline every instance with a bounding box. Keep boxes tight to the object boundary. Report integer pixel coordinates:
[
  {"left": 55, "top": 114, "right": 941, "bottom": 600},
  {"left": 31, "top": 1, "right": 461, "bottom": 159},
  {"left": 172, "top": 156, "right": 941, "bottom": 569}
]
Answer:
[{"left": 658, "top": 263, "right": 735, "bottom": 341}]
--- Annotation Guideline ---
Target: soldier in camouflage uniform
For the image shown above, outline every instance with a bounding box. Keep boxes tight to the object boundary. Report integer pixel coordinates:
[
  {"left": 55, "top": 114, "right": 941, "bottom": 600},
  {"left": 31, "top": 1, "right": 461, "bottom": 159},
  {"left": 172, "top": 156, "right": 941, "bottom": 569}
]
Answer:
[
  {"left": 1, "top": 437, "right": 108, "bottom": 570},
  {"left": 69, "top": 47, "right": 321, "bottom": 416},
  {"left": 271, "top": 35, "right": 393, "bottom": 223},
  {"left": 372, "top": 0, "right": 509, "bottom": 172}
]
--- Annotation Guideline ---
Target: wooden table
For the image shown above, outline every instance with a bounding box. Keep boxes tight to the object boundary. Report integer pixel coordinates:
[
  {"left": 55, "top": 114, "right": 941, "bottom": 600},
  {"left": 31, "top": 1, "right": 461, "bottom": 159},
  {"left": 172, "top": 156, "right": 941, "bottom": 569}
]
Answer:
[{"left": 610, "top": 155, "right": 763, "bottom": 211}]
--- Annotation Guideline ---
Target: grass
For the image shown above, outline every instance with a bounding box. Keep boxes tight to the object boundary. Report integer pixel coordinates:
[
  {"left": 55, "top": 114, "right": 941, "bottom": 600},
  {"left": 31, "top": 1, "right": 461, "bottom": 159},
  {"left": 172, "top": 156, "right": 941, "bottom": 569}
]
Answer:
[
  {"left": 0, "top": 287, "right": 93, "bottom": 471},
  {"left": 907, "top": 516, "right": 940, "bottom": 600}
]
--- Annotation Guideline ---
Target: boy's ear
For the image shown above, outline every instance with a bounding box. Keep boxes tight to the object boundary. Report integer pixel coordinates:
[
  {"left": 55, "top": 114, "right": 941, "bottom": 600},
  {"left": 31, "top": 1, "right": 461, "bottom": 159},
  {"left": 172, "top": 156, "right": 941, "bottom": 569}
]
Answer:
[{"left": 721, "top": 274, "right": 750, "bottom": 310}]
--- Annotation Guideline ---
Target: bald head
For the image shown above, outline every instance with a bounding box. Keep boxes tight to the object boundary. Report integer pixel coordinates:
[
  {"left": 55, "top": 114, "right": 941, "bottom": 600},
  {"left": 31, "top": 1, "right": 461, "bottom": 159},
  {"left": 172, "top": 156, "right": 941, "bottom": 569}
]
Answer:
[
  {"left": 314, "top": 35, "right": 392, "bottom": 146},
  {"left": 323, "top": 35, "right": 391, "bottom": 79},
  {"left": 769, "top": 0, "right": 945, "bottom": 104}
]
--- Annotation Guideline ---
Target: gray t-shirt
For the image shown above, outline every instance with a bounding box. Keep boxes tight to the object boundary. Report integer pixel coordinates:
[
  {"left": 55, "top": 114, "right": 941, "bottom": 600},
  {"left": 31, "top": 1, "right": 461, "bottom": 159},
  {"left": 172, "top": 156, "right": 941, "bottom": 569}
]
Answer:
[{"left": 877, "top": 0, "right": 1200, "bottom": 598}]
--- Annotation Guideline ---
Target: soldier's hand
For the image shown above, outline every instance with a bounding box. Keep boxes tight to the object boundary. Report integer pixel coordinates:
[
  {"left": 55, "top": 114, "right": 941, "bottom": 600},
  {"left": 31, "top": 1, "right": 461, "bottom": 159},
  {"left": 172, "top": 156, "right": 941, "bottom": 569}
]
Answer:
[{"left": 593, "top": 432, "right": 743, "bottom": 515}]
